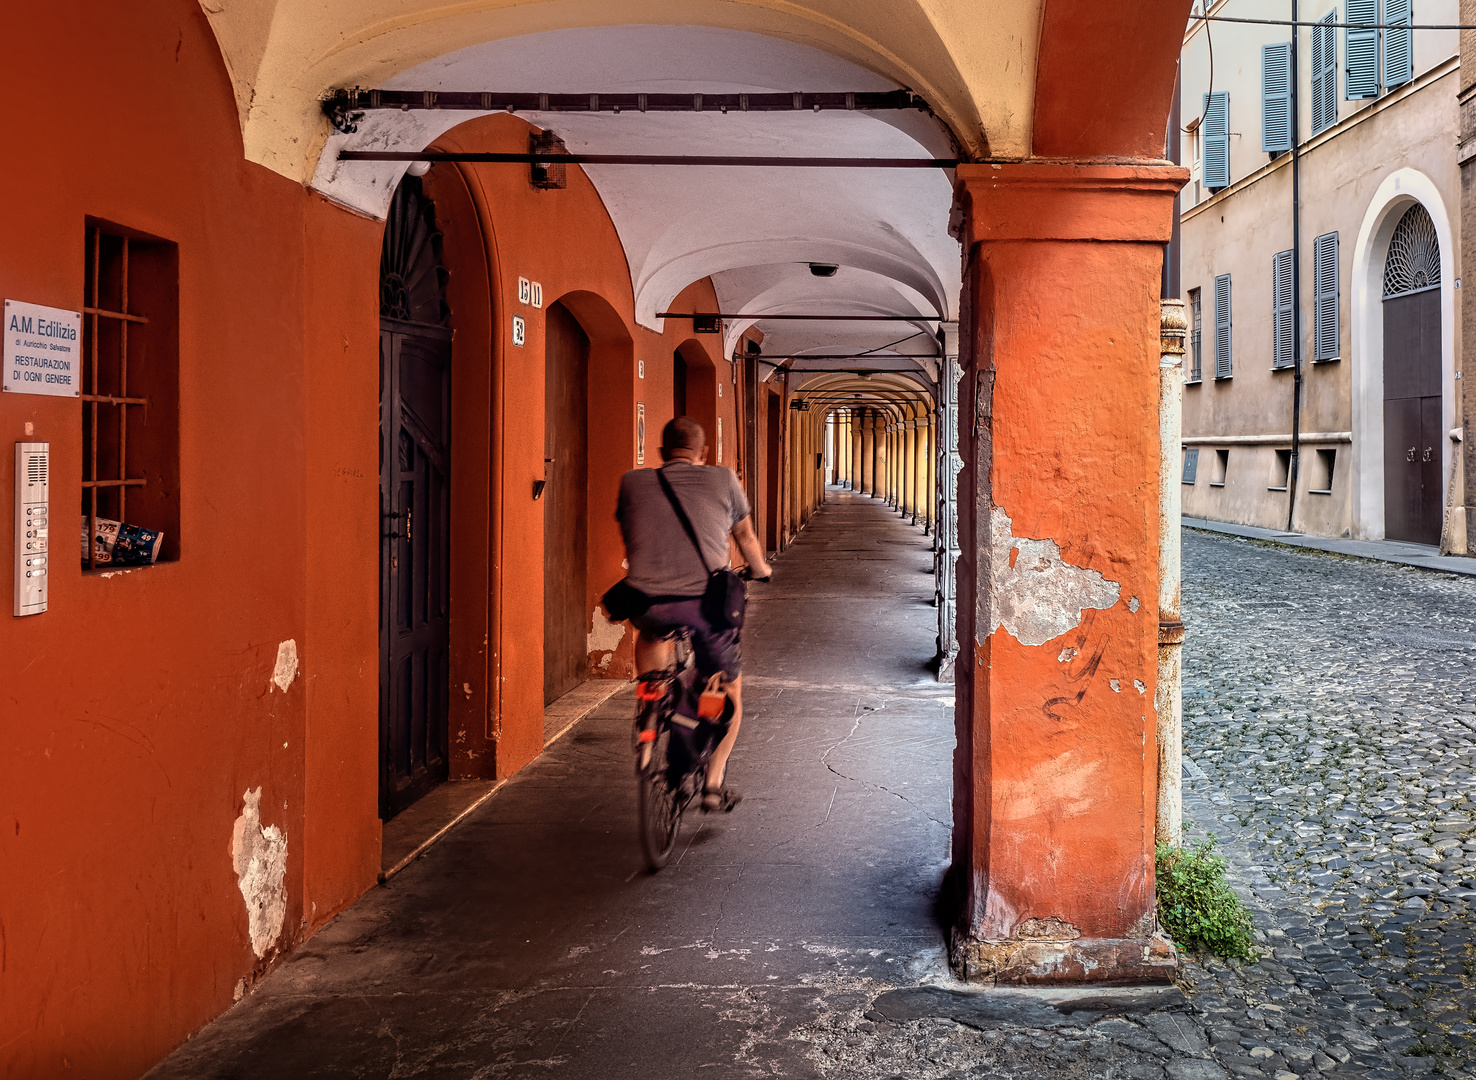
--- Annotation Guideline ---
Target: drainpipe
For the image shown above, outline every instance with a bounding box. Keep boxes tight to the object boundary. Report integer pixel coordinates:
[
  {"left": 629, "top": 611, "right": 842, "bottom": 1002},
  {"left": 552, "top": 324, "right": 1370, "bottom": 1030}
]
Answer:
[
  {"left": 1287, "top": 0, "right": 1305, "bottom": 530},
  {"left": 1158, "top": 299, "right": 1188, "bottom": 848}
]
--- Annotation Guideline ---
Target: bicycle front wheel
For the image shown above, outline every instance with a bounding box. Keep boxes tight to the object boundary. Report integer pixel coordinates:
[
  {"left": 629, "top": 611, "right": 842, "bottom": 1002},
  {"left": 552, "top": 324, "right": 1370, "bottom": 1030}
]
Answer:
[{"left": 637, "top": 726, "right": 682, "bottom": 871}]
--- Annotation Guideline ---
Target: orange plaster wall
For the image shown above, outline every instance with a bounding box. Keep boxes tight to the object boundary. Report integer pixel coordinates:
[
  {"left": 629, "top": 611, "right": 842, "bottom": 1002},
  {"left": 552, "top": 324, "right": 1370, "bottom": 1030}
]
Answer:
[
  {"left": 0, "top": 2, "right": 383, "bottom": 1075},
  {"left": 429, "top": 115, "right": 727, "bottom": 779}
]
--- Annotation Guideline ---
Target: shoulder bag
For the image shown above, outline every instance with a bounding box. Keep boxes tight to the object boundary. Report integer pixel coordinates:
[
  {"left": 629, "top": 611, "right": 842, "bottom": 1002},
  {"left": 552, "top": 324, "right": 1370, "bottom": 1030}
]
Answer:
[{"left": 656, "top": 469, "right": 747, "bottom": 630}]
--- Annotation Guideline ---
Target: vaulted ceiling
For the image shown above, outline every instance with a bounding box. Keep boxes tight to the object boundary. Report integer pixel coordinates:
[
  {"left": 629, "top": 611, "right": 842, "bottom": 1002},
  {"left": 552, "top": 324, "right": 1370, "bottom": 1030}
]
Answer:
[{"left": 200, "top": 0, "right": 1188, "bottom": 405}]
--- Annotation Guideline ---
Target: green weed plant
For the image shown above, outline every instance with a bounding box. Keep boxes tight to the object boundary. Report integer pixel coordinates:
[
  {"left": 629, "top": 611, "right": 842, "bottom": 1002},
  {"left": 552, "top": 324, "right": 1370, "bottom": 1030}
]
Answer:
[{"left": 1155, "top": 837, "right": 1259, "bottom": 961}]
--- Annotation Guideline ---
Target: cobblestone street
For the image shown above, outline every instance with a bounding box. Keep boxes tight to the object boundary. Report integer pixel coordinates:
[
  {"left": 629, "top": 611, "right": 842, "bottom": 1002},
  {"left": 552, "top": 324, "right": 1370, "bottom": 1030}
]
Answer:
[{"left": 1170, "top": 528, "right": 1476, "bottom": 1078}]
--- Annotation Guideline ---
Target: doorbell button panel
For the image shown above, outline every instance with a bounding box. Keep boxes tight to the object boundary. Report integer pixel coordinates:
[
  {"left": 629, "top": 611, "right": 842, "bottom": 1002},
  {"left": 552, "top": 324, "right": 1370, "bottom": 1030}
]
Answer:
[{"left": 15, "top": 441, "right": 49, "bottom": 616}]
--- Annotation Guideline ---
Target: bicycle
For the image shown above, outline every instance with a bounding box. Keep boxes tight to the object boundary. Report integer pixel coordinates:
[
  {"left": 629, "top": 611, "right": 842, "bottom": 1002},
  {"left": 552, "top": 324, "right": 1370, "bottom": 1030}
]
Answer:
[{"left": 632, "top": 570, "right": 766, "bottom": 872}]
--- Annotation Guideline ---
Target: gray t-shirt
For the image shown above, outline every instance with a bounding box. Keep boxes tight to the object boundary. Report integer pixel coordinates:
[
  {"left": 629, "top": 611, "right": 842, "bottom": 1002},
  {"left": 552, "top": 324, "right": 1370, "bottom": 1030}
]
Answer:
[{"left": 617, "top": 461, "right": 751, "bottom": 597}]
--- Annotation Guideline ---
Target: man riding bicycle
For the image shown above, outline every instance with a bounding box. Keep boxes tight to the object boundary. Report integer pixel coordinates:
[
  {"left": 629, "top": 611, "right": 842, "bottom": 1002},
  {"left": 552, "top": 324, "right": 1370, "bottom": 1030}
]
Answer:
[{"left": 616, "top": 416, "right": 772, "bottom": 812}]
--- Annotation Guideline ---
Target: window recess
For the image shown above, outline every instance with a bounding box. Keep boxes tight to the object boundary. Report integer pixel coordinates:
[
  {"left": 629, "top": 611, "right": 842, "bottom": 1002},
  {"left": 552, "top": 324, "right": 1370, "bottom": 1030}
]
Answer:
[
  {"left": 81, "top": 222, "right": 179, "bottom": 569},
  {"left": 1187, "top": 288, "right": 1203, "bottom": 383}
]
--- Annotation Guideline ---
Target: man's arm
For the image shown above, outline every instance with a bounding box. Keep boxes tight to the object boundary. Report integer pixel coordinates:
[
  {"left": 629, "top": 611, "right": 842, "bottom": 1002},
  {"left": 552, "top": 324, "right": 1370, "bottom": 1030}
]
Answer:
[{"left": 731, "top": 516, "right": 772, "bottom": 580}]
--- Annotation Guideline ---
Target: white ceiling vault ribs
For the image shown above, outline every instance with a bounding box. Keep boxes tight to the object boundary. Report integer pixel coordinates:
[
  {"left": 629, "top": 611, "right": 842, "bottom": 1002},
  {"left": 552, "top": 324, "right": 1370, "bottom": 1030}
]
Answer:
[{"left": 309, "top": 26, "right": 963, "bottom": 346}]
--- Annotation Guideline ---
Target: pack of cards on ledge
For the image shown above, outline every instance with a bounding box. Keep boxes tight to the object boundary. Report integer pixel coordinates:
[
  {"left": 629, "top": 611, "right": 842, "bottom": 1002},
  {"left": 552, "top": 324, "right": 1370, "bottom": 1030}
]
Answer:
[{"left": 80, "top": 515, "right": 163, "bottom": 566}]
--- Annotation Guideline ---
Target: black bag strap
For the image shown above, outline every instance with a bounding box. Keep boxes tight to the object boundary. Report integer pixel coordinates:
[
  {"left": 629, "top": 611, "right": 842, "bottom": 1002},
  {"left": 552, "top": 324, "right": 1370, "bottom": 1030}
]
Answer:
[{"left": 655, "top": 467, "right": 715, "bottom": 576}]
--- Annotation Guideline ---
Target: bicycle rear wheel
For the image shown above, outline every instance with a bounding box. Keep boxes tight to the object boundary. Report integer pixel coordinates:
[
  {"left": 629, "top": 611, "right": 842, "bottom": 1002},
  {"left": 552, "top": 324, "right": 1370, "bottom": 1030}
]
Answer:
[{"left": 637, "top": 725, "right": 683, "bottom": 871}]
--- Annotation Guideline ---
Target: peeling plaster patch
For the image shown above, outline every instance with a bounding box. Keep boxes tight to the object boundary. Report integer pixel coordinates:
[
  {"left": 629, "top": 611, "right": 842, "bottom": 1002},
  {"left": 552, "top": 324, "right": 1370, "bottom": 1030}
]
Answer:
[
  {"left": 587, "top": 606, "right": 625, "bottom": 657},
  {"left": 1110, "top": 679, "right": 1121, "bottom": 693},
  {"left": 1134, "top": 679, "right": 1146, "bottom": 695},
  {"left": 1056, "top": 647, "right": 1077, "bottom": 663},
  {"left": 231, "top": 787, "right": 287, "bottom": 959},
  {"left": 985, "top": 508, "right": 1120, "bottom": 647},
  {"left": 269, "top": 639, "right": 299, "bottom": 693},
  {"left": 1015, "top": 916, "right": 1082, "bottom": 941},
  {"left": 1127, "top": 595, "right": 1140, "bottom": 613}
]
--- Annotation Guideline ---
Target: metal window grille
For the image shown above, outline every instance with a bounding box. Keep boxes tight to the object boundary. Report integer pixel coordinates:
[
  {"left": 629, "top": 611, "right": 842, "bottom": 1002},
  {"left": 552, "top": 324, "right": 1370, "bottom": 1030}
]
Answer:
[
  {"left": 1214, "top": 273, "right": 1233, "bottom": 379},
  {"left": 1383, "top": 203, "right": 1440, "bottom": 297},
  {"left": 1188, "top": 289, "right": 1203, "bottom": 381},
  {"left": 1272, "top": 250, "right": 1295, "bottom": 369},
  {"left": 82, "top": 226, "right": 149, "bottom": 569}
]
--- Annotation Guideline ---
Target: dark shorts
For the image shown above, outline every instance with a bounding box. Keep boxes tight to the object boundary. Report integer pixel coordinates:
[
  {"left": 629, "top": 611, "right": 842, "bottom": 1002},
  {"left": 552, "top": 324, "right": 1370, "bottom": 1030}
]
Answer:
[{"left": 632, "top": 596, "right": 742, "bottom": 681}]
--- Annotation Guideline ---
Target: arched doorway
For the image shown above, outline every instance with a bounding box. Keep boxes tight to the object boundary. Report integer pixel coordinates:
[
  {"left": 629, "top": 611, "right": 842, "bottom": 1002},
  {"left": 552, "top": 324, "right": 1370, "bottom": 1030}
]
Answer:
[
  {"left": 1381, "top": 203, "right": 1443, "bottom": 544},
  {"left": 379, "top": 173, "right": 452, "bottom": 818},
  {"left": 544, "top": 300, "right": 591, "bottom": 704}
]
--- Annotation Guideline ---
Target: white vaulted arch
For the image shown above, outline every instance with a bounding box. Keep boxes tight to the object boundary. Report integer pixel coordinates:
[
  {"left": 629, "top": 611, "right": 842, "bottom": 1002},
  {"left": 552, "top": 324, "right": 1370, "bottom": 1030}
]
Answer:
[{"left": 1350, "top": 168, "right": 1458, "bottom": 542}]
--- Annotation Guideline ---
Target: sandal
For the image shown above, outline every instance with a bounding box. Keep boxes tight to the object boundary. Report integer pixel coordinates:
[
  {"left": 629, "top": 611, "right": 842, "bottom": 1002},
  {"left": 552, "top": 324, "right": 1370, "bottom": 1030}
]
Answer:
[{"left": 701, "top": 785, "right": 742, "bottom": 813}]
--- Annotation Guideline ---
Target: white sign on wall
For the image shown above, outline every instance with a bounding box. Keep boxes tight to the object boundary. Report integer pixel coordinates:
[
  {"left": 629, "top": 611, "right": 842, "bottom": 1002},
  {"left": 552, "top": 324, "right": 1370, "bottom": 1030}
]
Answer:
[{"left": 3, "top": 300, "right": 81, "bottom": 397}]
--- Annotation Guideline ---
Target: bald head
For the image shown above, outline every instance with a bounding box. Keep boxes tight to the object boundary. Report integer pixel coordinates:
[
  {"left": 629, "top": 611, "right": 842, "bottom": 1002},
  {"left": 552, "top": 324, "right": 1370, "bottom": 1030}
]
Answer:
[{"left": 660, "top": 416, "right": 707, "bottom": 461}]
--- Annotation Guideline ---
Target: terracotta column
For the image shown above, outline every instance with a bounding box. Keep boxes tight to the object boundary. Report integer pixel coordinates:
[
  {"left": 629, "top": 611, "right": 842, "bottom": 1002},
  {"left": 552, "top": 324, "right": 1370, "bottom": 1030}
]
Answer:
[{"left": 949, "top": 162, "right": 1185, "bottom": 985}]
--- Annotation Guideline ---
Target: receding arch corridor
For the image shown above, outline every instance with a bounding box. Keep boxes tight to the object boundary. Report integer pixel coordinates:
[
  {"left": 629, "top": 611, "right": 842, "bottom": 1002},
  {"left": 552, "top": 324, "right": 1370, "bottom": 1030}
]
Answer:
[{"left": 147, "top": 488, "right": 955, "bottom": 1078}]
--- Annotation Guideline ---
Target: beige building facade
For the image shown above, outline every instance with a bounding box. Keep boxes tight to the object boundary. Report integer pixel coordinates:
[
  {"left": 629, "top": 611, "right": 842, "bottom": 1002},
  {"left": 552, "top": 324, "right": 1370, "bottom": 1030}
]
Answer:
[{"left": 1179, "top": 0, "right": 1465, "bottom": 548}]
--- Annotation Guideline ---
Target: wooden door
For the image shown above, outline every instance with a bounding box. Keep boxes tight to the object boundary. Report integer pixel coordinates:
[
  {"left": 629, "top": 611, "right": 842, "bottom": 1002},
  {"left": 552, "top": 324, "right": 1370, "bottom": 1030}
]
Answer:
[
  {"left": 380, "top": 326, "right": 452, "bottom": 818},
  {"left": 765, "top": 392, "right": 782, "bottom": 551},
  {"left": 1382, "top": 288, "right": 1442, "bottom": 544},
  {"left": 673, "top": 350, "right": 688, "bottom": 417},
  {"left": 544, "top": 302, "right": 590, "bottom": 704}
]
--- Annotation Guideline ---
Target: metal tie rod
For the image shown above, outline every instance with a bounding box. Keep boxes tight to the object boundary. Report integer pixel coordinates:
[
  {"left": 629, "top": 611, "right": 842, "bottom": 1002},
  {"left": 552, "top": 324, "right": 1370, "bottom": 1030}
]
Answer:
[
  {"left": 324, "top": 89, "right": 929, "bottom": 114},
  {"left": 337, "top": 151, "right": 958, "bottom": 169},
  {"left": 659, "top": 312, "right": 945, "bottom": 320}
]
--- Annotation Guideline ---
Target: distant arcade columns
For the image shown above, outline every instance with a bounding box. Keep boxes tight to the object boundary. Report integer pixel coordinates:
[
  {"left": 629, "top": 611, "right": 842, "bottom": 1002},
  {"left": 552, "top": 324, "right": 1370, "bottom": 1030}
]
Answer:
[{"left": 949, "top": 162, "right": 1186, "bottom": 985}]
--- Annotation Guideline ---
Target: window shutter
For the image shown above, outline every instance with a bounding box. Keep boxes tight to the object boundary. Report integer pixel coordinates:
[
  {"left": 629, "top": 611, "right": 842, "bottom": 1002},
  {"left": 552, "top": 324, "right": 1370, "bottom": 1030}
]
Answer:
[
  {"left": 1383, "top": 0, "right": 1413, "bottom": 88},
  {"left": 1202, "top": 91, "right": 1231, "bottom": 190},
  {"left": 1214, "top": 273, "right": 1233, "bottom": 379},
  {"left": 1312, "top": 15, "right": 1338, "bottom": 133},
  {"left": 1272, "top": 250, "right": 1294, "bottom": 369},
  {"left": 1346, "top": 0, "right": 1379, "bottom": 99},
  {"left": 1314, "top": 232, "right": 1340, "bottom": 360},
  {"left": 1262, "top": 43, "right": 1293, "bottom": 153}
]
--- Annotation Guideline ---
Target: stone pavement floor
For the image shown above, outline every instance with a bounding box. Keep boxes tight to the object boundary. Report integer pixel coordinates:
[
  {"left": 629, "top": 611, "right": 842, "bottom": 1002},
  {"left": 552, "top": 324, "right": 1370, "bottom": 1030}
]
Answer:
[{"left": 147, "top": 503, "right": 1476, "bottom": 1079}]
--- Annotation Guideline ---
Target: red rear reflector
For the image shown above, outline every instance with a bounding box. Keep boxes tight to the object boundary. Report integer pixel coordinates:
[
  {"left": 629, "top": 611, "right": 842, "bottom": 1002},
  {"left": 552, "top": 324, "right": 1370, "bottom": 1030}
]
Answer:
[{"left": 638, "top": 730, "right": 656, "bottom": 743}]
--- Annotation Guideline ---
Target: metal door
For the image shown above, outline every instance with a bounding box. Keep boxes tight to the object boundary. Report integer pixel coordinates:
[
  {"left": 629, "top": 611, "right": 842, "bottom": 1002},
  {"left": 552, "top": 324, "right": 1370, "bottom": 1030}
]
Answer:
[
  {"left": 1382, "top": 287, "right": 1442, "bottom": 544},
  {"left": 544, "top": 302, "right": 590, "bottom": 705},
  {"left": 380, "top": 327, "right": 452, "bottom": 817},
  {"left": 378, "top": 174, "right": 453, "bottom": 820}
]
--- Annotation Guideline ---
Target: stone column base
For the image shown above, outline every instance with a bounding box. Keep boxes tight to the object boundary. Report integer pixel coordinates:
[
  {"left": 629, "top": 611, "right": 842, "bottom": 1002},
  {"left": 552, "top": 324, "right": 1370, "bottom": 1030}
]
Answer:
[{"left": 950, "top": 927, "right": 1179, "bottom": 986}]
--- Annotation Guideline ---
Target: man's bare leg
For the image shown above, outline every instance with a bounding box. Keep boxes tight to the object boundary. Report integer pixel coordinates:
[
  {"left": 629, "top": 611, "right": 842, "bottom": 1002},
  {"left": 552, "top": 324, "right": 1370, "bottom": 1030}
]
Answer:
[
  {"left": 705, "top": 674, "right": 742, "bottom": 790},
  {"left": 635, "top": 631, "right": 674, "bottom": 677}
]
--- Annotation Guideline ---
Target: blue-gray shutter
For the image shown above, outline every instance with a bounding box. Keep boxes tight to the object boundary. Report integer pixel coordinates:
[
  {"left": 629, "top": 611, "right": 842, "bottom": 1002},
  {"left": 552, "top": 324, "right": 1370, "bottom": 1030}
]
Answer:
[
  {"left": 1272, "top": 250, "right": 1294, "bottom": 369},
  {"left": 1312, "top": 14, "right": 1337, "bottom": 133},
  {"left": 1383, "top": 0, "right": 1413, "bottom": 88},
  {"left": 1202, "top": 91, "right": 1231, "bottom": 189},
  {"left": 1346, "top": 0, "right": 1379, "bottom": 99},
  {"left": 1314, "top": 232, "right": 1340, "bottom": 360},
  {"left": 1214, "top": 273, "right": 1233, "bottom": 379},
  {"left": 1262, "top": 43, "right": 1293, "bottom": 153}
]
